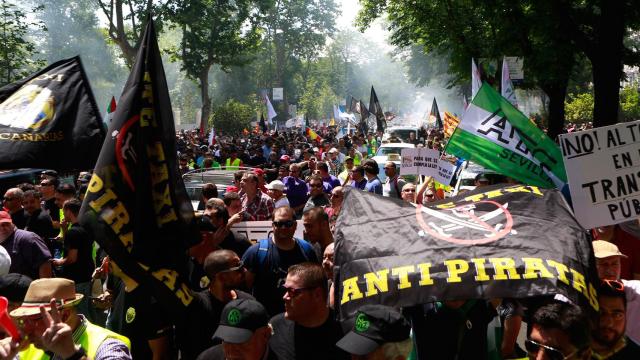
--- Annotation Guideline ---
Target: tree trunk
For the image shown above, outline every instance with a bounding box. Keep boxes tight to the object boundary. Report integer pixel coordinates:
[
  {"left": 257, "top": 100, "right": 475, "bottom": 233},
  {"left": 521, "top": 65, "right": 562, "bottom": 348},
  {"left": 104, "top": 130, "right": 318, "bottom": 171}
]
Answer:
[
  {"left": 199, "top": 67, "right": 212, "bottom": 131},
  {"left": 541, "top": 82, "right": 568, "bottom": 142},
  {"left": 590, "top": 1, "right": 624, "bottom": 128}
]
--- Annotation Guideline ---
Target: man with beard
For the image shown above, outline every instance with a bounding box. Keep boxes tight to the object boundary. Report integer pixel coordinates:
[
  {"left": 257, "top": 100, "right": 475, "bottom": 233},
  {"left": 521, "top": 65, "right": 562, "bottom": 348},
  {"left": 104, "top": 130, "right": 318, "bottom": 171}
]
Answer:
[
  {"left": 178, "top": 250, "right": 255, "bottom": 360},
  {"left": 591, "top": 280, "right": 640, "bottom": 359}
]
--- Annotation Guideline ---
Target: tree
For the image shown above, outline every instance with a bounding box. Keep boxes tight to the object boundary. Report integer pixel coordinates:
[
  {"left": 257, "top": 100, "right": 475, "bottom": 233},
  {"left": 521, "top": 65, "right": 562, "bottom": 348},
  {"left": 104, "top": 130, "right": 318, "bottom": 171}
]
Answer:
[
  {"left": 211, "top": 99, "right": 254, "bottom": 134},
  {"left": 166, "top": 0, "right": 265, "bottom": 132},
  {"left": 31, "top": 0, "right": 128, "bottom": 109},
  {"left": 357, "top": 0, "right": 581, "bottom": 139},
  {"left": 620, "top": 85, "right": 640, "bottom": 122},
  {"left": 565, "top": 92, "right": 593, "bottom": 123},
  {"left": 259, "top": 0, "right": 338, "bottom": 116},
  {"left": 0, "top": 0, "right": 44, "bottom": 86},
  {"left": 96, "top": 0, "right": 164, "bottom": 66}
]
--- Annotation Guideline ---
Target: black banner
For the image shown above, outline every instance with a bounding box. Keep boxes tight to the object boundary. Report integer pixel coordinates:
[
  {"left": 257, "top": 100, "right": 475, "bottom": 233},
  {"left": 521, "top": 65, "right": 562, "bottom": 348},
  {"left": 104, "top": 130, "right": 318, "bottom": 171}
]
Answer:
[
  {"left": 430, "top": 97, "right": 443, "bottom": 130},
  {"left": 80, "top": 20, "right": 198, "bottom": 319},
  {"left": 0, "top": 57, "right": 105, "bottom": 170},
  {"left": 334, "top": 185, "right": 598, "bottom": 319},
  {"left": 368, "top": 86, "right": 386, "bottom": 133}
]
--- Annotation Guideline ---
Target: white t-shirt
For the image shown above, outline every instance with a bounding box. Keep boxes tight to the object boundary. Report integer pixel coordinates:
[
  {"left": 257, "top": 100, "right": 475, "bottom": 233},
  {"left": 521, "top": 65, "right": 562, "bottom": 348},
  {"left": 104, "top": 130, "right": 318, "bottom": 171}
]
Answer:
[{"left": 274, "top": 196, "right": 290, "bottom": 209}]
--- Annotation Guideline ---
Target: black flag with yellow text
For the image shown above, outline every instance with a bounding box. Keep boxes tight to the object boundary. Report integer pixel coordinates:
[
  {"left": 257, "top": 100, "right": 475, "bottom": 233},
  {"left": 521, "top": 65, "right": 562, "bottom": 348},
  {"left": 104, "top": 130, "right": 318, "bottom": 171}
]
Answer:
[
  {"left": 80, "top": 20, "right": 198, "bottom": 319},
  {"left": 0, "top": 57, "right": 105, "bottom": 169},
  {"left": 334, "top": 185, "right": 597, "bottom": 319}
]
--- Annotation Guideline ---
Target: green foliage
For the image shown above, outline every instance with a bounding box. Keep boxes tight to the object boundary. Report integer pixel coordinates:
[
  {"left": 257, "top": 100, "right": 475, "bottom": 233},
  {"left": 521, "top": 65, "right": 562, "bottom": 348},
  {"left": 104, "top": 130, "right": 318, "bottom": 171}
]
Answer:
[
  {"left": 31, "top": 0, "right": 128, "bottom": 112},
  {"left": 565, "top": 93, "right": 594, "bottom": 124},
  {"left": 211, "top": 99, "right": 254, "bottom": 134},
  {"left": 620, "top": 85, "right": 640, "bottom": 122},
  {"left": 0, "top": 0, "right": 45, "bottom": 86}
]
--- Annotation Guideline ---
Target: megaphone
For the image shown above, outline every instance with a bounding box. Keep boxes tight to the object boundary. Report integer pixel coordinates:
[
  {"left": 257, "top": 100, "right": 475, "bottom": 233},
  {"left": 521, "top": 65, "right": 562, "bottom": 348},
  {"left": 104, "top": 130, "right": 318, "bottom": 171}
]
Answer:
[{"left": 0, "top": 296, "right": 20, "bottom": 340}]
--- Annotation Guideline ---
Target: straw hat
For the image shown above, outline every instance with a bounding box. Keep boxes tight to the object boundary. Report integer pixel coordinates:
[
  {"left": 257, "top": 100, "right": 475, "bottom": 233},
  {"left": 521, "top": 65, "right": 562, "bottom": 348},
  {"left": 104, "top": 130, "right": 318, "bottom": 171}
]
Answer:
[{"left": 10, "top": 278, "right": 83, "bottom": 317}]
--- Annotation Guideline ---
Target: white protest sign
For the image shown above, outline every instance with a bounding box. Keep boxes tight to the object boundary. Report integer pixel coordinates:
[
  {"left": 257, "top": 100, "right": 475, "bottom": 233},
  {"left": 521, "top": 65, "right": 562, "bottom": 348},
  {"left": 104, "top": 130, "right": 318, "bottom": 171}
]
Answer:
[
  {"left": 273, "top": 88, "right": 284, "bottom": 101},
  {"left": 434, "top": 160, "right": 456, "bottom": 186},
  {"left": 230, "top": 220, "right": 304, "bottom": 243},
  {"left": 417, "top": 148, "right": 440, "bottom": 177},
  {"left": 559, "top": 120, "right": 640, "bottom": 229},
  {"left": 400, "top": 148, "right": 419, "bottom": 175}
]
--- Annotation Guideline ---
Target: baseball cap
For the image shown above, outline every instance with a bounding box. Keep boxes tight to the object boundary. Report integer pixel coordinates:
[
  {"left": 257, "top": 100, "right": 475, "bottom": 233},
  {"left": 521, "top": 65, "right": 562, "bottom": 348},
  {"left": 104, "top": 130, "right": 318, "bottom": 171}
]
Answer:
[
  {"left": 253, "top": 168, "right": 265, "bottom": 177},
  {"left": 0, "top": 211, "right": 12, "bottom": 223},
  {"left": 0, "top": 273, "right": 31, "bottom": 303},
  {"left": 266, "top": 180, "right": 286, "bottom": 191},
  {"left": 280, "top": 155, "right": 291, "bottom": 162},
  {"left": 329, "top": 147, "right": 339, "bottom": 154},
  {"left": 213, "top": 299, "right": 270, "bottom": 344},
  {"left": 337, "top": 305, "right": 410, "bottom": 355},
  {"left": 593, "top": 240, "right": 627, "bottom": 259}
]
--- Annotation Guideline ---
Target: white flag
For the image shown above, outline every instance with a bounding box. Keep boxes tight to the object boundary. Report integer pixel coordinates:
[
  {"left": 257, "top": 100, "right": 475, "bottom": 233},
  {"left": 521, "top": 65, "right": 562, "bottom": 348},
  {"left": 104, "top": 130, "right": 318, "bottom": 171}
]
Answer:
[
  {"left": 265, "top": 95, "right": 277, "bottom": 124},
  {"left": 501, "top": 57, "right": 517, "bottom": 106},
  {"left": 471, "top": 58, "right": 482, "bottom": 99},
  {"left": 208, "top": 127, "right": 215, "bottom": 146}
]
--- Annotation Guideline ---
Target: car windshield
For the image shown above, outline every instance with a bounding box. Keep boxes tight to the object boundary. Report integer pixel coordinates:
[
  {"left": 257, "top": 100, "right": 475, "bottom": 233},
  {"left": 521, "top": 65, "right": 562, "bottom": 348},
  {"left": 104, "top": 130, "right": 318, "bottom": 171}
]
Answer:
[
  {"left": 377, "top": 147, "right": 406, "bottom": 156},
  {"left": 390, "top": 130, "right": 416, "bottom": 142}
]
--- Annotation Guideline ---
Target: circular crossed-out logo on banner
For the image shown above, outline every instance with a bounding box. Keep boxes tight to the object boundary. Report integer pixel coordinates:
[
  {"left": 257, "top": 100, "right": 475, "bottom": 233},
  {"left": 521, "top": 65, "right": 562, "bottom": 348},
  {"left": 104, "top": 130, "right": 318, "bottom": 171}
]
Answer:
[
  {"left": 355, "top": 313, "right": 370, "bottom": 332},
  {"left": 227, "top": 308, "right": 242, "bottom": 325},
  {"left": 415, "top": 200, "right": 514, "bottom": 245}
]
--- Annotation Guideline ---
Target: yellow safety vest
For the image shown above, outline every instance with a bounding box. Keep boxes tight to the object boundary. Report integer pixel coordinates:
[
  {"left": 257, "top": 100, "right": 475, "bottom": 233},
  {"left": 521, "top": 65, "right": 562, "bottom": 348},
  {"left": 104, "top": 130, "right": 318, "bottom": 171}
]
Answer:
[
  {"left": 225, "top": 158, "right": 241, "bottom": 170},
  {"left": 19, "top": 320, "right": 131, "bottom": 360}
]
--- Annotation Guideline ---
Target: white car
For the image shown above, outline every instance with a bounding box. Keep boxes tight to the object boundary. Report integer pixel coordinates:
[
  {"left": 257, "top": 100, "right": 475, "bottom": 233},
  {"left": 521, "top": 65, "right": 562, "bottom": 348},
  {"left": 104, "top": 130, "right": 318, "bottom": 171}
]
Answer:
[
  {"left": 371, "top": 142, "right": 415, "bottom": 182},
  {"left": 450, "top": 161, "right": 508, "bottom": 197}
]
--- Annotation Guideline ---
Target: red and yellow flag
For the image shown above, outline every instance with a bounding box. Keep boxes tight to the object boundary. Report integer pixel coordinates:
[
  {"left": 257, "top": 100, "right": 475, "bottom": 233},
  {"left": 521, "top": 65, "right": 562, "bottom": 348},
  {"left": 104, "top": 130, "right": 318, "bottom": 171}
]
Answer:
[
  {"left": 305, "top": 127, "right": 322, "bottom": 142},
  {"left": 443, "top": 112, "right": 460, "bottom": 138}
]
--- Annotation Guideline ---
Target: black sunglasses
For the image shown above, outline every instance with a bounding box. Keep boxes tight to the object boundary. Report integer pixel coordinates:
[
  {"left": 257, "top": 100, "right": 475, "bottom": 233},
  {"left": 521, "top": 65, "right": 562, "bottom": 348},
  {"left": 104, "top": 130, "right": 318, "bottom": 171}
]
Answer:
[
  {"left": 273, "top": 220, "right": 295, "bottom": 228},
  {"left": 524, "top": 339, "right": 579, "bottom": 360}
]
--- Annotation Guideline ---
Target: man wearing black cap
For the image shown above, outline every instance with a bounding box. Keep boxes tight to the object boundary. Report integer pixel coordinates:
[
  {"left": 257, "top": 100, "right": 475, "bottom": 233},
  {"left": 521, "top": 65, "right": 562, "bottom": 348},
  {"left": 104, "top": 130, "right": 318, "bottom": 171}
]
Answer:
[
  {"left": 196, "top": 298, "right": 277, "bottom": 360},
  {"left": 178, "top": 250, "right": 254, "bottom": 360},
  {"left": 269, "top": 262, "right": 349, "bottom": 360},
  {"left": 337, "top": 305, "right": 412, "bottom": 360}
]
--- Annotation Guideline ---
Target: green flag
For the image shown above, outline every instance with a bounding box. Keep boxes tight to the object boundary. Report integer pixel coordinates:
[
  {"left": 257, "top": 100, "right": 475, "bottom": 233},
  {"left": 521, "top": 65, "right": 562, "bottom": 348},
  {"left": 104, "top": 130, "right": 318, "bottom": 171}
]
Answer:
[{"left": 445, "top": 83, "right": 566, "bottom": 188}]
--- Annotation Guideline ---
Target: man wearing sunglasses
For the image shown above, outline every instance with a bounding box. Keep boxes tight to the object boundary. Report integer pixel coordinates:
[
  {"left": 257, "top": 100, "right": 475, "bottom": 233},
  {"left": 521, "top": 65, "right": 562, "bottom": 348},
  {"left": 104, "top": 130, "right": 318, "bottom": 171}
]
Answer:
[
  {"left": 242, "top": 207, "right": 318, "bottom": 316},
  {"left": 594, "top": 240, "right": 640, "bottom": 344},
  {"left": 269, "top": 262, "right": 349, "bottom": 360},
  {"left": 178, "top": 250, "right": 254, "bottom": 360},
  {"left": 526, "top": 302, "right": 591, "bottom": 360},
  {"left": 592, "top": 280, "right": 640, "bottom": 359}
]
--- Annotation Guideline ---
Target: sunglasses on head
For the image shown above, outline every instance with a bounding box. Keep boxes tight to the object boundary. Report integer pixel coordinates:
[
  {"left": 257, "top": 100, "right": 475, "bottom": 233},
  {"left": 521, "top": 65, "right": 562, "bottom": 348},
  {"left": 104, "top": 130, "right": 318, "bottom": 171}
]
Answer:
[
  {"left": 602, "top": 279, "right": 625, "bottom": 292},
  {"left": 273, "top": 220, "right": 295, "bottom": 228},
  {"left": 525, "top": 339, "right": 580, "bottom": 360}
]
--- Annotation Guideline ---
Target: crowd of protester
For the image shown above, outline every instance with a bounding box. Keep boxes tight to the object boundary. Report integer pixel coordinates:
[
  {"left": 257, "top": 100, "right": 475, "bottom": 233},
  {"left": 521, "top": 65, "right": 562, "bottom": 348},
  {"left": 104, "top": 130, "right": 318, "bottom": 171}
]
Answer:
[{"left": 0, "top": 124, "right": 639, "bottom": 360}]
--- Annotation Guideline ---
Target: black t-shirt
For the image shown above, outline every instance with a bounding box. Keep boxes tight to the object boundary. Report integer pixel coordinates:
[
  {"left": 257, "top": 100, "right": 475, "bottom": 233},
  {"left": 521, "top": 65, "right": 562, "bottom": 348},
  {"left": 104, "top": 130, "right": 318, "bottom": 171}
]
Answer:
[
  {"left": 10, "top": 209, "right": 28, "bottom": 229},
  {"left": 43, "top": 198, "right": 59, "bottom": 222},
  {"left": 605, "top": 337, "right": 640, "bottom": 360},
  {"left": 25, "top": 209, "right": 56, "bottom": 241},
  {"left": 106, "top": 278, "right": 172, "bottom": 360},
  {"left": 196, "top": 344, "right": 279, "bottom": 360},
  {"left": 242, "top": 240, "right": 318, "bottom": 316},
  {"left": 177, "top": 289, "right": 254, "bottom": 360},
  {"left": 269, "top": 312, "right": 349, "bottom": 360},
  {"left": 404, "top": 300, "right": 496, "bottom": 360},
  {"left": 61, "top": 224, "right": 94, "bottom": 283}
]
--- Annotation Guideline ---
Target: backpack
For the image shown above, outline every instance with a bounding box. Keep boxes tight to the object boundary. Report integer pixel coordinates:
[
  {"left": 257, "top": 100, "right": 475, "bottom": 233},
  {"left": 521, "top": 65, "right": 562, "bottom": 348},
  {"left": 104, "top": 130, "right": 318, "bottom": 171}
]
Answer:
[{"left": 256, "top": 237, "right": 315, "bottom": 268}]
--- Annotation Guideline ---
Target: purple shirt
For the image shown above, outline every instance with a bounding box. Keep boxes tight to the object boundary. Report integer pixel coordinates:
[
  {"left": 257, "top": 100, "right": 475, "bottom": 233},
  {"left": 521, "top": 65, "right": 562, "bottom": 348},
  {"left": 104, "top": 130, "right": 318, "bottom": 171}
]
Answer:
[
  {"left": 322, "top": 174, "right": 341, "bottom": 193},
  {"left": 283, "top": 176, "right": 309, "bottom": 208},
  {"left": 1, "top": 228, "right": 51, "bottom": 279},
  {"left": 351, "top": 178, "right": 367, "bottom": 190}
]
